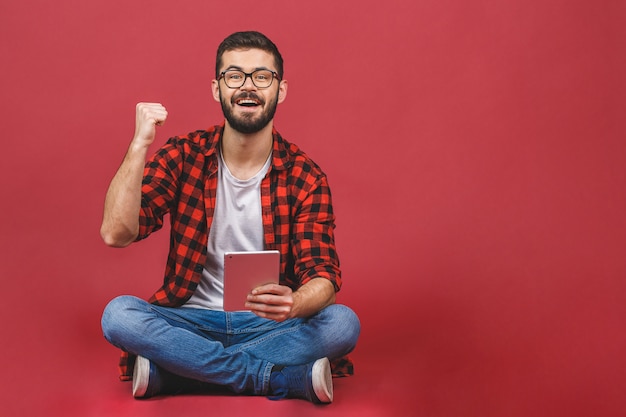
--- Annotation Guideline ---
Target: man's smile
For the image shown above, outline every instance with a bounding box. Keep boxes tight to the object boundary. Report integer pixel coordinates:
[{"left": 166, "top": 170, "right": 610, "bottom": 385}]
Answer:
[{"left": 233, "top": 93, "right": 263, "bottom": 109}]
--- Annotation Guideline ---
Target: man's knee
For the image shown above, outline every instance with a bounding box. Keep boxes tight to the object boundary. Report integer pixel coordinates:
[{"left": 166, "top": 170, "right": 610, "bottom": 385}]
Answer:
[
  {"left": 101, "top": 295, "right": 144, "bottom": 344},
  {"left": 321, "top": 304, "right": 361, "bottom": 352}
]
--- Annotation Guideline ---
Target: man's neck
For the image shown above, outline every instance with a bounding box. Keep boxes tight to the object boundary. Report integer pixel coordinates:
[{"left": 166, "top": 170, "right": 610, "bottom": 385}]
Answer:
[{"left": 221, "top": 122, "right": 274, "bottom": 180}]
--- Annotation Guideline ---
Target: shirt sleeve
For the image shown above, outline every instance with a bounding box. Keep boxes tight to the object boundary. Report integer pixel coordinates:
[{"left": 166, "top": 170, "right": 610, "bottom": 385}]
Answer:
[
  {"left": 291, "top": 171, "right": 342, "bottom": 292},
  {"left": 136, "top": 138, "right": 182, "bottom": 241}
]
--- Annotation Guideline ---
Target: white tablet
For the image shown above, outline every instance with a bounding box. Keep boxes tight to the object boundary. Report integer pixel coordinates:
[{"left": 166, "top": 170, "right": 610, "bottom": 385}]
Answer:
[{"left": 223, "top": 250, "right": 280, "bottom": 311}]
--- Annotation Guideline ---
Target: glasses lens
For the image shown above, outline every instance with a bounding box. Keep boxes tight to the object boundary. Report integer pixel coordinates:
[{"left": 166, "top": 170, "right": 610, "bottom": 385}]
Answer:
[
  {"left": 223, "top": 71, "right": 244, "bottom": 88},
  {"left": 251, "top": 70, "right": 274, "bottom": 88}
]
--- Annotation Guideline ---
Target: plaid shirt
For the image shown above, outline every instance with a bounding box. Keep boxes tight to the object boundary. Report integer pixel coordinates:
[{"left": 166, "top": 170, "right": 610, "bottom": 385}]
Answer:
[{"left": 117, "top": 124, "right": 353, "bottom": 380}]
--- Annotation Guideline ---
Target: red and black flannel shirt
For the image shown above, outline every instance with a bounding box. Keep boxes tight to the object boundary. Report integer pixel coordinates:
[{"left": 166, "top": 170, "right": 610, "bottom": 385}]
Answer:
[{"left": 117, "top": 124, "right": 353, "bottom": 381}]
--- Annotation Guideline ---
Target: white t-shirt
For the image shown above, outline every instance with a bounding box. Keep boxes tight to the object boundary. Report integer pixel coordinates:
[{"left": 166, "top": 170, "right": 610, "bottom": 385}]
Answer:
[{"left": 183, "top": 149, "right": 272, "bottom": 310}]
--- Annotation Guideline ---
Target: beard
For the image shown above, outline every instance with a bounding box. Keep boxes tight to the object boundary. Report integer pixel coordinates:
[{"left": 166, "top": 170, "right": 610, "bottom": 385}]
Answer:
[{"left": 220, "top": 89, "right": 279, "bottom": 134}]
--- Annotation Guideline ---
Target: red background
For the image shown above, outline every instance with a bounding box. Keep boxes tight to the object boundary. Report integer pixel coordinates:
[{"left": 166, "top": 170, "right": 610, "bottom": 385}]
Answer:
[{"left": 1, "top": 1, "right": 625, "bottom": 416}]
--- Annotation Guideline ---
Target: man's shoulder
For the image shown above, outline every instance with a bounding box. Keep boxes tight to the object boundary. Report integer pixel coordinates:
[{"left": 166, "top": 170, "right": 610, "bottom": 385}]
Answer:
[
  {"left": 274, "top": 131, "right": 326, "bottom": 178},
  {"left": 168, "top": 125, "right": 223, "bottom": 152}
]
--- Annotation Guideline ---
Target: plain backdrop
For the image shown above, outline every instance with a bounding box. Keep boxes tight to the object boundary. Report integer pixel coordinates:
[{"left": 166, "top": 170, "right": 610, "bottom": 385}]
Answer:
[{"left": 1, "top": 0, "right": 625, "bottom": 416}]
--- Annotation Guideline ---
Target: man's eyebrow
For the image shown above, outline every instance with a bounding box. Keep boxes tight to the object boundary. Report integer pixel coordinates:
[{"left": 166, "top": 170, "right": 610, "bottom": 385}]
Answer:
[{"left": 223, "top": 65, "right": 274, "bottom": 72}]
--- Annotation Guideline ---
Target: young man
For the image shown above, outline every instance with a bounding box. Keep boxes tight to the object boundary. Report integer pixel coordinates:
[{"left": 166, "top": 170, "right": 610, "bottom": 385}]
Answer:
[{"left": 100, "top": 31, "right": 360, "bottom": 404}]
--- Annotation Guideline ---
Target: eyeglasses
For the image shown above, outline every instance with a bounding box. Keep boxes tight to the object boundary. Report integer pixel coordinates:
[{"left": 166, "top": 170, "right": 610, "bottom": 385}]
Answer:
[{"left": 218, "top": 69, "right": 281, "bottom": 89}]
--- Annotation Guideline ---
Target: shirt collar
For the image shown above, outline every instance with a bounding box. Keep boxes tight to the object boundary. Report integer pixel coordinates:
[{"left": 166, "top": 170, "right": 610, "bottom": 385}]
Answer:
[{"left": 206, "top": 123, "right": 292, "bottom": 172}]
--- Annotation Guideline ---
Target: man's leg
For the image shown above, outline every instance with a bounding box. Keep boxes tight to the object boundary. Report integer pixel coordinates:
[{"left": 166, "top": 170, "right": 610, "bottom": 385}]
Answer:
[
  {"left": 226, "top": 304, "right": 360, "bottom": 366},
  {"left": 101, "top": 295, "right": 274, "bottom": 395},
  {"left": 226, "top": 304, "right": 360, "bottom": 403}
]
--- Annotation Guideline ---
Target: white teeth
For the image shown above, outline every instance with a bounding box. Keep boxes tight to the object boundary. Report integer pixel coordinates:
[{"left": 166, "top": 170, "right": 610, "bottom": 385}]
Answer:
[{"left": 237, "top": 99, "right": 258, "bottom": 105}]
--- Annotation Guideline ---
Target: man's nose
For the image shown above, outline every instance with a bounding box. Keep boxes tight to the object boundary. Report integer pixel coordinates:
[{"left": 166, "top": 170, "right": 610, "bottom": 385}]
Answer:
[{"left": 240, "top": 74, "right": 257, "bottom": 90}]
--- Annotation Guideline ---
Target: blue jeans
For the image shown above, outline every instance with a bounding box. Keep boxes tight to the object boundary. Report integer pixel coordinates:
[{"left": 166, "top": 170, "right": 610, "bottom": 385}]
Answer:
[{"left": 101, "top": 295, "right": 360, "bottom": 396}]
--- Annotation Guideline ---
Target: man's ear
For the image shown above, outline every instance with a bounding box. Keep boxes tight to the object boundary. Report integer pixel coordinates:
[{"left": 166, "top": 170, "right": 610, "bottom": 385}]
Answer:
[
  {"left": 277, "top": 80, "right": 288, "bottom": 104},
  {"left": 211, "top": 79, "right": 220, "bottom": 102}
]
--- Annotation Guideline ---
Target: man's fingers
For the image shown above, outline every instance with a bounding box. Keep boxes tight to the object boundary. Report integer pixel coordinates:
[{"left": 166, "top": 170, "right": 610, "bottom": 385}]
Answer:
[
  {"left": 133, "top": 102, "right": 168, "bottom": 145},
  {"left": 248, "top": 293, "right": 283, "bottom": 306},
  {"left": 137, "top": 102, "right": 168, "bottom": 125},
  {"left": 251, "top": 283, "right": 290, "bottom": 296}
]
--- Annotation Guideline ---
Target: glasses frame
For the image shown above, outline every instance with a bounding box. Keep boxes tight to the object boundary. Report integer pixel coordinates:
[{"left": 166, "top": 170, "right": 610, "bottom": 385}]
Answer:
[{"left": 218, "top": 69, "right": 281, "bottom": 89}]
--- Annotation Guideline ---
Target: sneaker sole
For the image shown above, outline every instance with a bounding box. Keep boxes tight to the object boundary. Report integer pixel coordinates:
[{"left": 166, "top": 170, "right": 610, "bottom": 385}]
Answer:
[
  {"left": 311, "top": 357, "right": 333, "bottom": 403},
  {"left": 132, "top": 355, "right": 150, "bottom": 398}
]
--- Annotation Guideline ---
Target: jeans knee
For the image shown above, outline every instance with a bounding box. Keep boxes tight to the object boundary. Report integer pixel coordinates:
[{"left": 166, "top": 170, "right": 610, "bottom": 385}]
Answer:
[
  {"left": 101, "top": 295, "right": 142, "bottom": 344},
  {"left": 323, "top": 304, "right": 361, "bottom": 352}
]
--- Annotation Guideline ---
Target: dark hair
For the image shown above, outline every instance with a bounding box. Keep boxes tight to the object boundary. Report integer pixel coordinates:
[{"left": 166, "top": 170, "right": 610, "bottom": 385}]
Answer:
[{"left": 215, "top": 31, "right": 284, "bottom": 79}]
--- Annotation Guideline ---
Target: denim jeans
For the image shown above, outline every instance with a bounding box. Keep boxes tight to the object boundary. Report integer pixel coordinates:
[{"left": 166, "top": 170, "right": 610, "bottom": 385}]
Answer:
[{"left": 101, "top": 295, "right": 360, "bottom": 396}]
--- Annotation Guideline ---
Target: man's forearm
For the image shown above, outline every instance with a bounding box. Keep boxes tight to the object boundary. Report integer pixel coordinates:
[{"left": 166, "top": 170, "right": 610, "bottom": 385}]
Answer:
[
  {"left": 290, "top": 278, "right": 336, "bottom": 319},
  {"left": 100, "top": 143, "right": 148, "bottom": 247}
]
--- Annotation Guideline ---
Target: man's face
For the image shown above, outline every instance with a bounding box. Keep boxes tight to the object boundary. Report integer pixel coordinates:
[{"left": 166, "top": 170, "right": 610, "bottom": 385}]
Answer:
[{"left": 212, "top": 48, "right": 287, "bottom": 134}]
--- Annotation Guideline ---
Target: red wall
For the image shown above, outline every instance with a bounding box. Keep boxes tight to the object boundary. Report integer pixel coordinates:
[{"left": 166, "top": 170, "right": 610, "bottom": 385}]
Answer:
[{"left": 1, "top": 0, "right": 625, "bottom": 416}]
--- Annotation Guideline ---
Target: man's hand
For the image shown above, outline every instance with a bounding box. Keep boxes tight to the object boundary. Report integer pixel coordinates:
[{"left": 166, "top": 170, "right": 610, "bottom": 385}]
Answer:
[
  {"left": 245, "top": 283, "right": 294, "bottom": 322},
  {"left": 245, "top": 278, "right": 336, "bottom": 322},
  {"left": 133, "top": 102, "right": 168, "bottom": 147}
]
